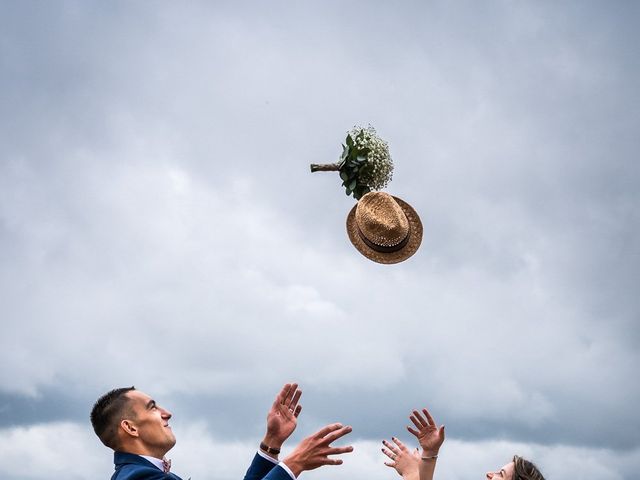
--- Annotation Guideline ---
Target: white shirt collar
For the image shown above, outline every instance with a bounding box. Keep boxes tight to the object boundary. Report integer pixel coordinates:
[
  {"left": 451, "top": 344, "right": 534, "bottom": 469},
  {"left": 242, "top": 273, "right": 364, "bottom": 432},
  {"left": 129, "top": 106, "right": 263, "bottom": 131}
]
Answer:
[
  {"left": 140, "top": 455, "right": 164, "bottom": 471},
  {"left": 139, "top": 451, "right": 294, "bottom": 479}
]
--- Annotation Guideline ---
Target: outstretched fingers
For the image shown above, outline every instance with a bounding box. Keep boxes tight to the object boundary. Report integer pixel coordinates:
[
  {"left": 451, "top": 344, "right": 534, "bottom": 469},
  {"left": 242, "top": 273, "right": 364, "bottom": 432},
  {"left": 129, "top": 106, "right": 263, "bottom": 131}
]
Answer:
[
  {"left": 391, "top": 436, "right": 409, "bottom": 452},
  {"left": 282, "top": 383, "right": 298, "bottom": 405},
  {"left": 381, "top": 447, "right": 397, "bottom": 462},
  {"left": 314, "top": 422, "right": 347, "bottom": 439},
  {"left": 407, "top": 408, "right": 433, "bottom": 438},
  {"left": 382, "top": 440, "right": 398, "bottom": 460},
  {"left": 322, "top": 425, "right": 353, "bottom": 444},
  {"left": 326, "top": 445, "right": 354, "bottom": 455},
  {"left": 316, "top": 424, "right": 353, "bottom": 464},
  {"left": 381, "top": 438, "right": 399, "bottom": 467},
  {"left": 284, "top": 422, "right": 354, "bottom": 474},
  {"left": 410, "top": 410, "right": 428, "bottom": 429},
  {"left": 286, "top": 383, "right": 300, "bottom": 405},
  {"left": 289, "top": 388, "right": 302, "bottom": 411},
  {"left": 407, "top": 412, "right": 425, "bottom": 439},
  {"left": 422, "top": 408, "right": 437, "bottom": 427},
  {"left": 275, "top": 383, "right": 302, "bottom": 417},
  {"left": 317, "top": 444, "right": 353, "bottom": 467},
  {"left": 276, "top": 383, "right": 292, "bottom": 405}
]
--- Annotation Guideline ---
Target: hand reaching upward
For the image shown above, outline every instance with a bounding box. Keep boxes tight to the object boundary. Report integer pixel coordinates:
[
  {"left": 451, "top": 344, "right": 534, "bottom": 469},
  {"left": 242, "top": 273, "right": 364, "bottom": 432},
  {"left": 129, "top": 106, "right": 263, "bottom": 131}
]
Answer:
[
  {"left": 382, "top": 437, "right": 420, "bottom": 480},
  {"left": 263, "top": 383, "right": 303, "bottom": 452},
  {"left": 406, "top": 408, "right": 445, "bottom": 457},
  {"left": 282, "top": 423, "right": 353, "bottom": 477}
]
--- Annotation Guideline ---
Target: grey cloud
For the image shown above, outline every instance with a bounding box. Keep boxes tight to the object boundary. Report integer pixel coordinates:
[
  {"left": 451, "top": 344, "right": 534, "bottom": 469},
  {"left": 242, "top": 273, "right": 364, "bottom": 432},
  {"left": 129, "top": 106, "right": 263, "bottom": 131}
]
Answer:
[{"left": 1, "top": 1, "right": 639, "bottom": 478}]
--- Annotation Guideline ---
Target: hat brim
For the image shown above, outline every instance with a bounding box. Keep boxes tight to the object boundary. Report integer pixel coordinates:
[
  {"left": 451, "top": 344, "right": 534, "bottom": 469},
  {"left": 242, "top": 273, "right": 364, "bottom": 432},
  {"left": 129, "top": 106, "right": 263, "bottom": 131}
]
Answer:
[{"left": 346, "top": 195, "right": 423, "bottom": 264}]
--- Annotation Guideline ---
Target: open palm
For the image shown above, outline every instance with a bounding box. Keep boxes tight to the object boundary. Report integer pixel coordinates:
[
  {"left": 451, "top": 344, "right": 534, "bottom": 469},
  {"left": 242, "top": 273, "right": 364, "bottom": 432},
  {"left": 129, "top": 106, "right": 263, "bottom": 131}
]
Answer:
[
  {"left": 266, "top": 383, "right": 302, "bottom": 443},
  {"left": 382, "top": 437, "right": 420, "bottom": 480},
  {"left": 406, "top": 408, "right": 445, "bottom": 456}
]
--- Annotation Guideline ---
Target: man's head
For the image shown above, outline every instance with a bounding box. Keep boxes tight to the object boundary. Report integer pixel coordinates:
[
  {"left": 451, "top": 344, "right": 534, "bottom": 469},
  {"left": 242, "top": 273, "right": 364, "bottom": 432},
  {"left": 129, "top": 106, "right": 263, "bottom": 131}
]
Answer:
[
  {"left": 91, "top": 386, "right": 136, "bottom": 450},
  {"left": 91, "top": 387, "right": 176, "bottom": 458}
]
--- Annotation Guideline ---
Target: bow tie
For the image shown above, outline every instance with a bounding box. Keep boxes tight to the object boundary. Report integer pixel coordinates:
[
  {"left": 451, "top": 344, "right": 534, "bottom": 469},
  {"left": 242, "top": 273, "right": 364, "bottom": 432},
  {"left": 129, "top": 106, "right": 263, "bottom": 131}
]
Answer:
[{"left": 162, "top": 457, "right": 172, "bottom": 473}]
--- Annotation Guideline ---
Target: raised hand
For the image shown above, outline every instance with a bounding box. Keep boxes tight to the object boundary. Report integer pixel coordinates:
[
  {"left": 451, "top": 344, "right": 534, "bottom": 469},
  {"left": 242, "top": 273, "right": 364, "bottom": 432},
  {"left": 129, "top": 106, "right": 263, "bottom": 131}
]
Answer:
[
  {"left": 264, "top": 383, "right": 303, "bottom": 449},
  {"left": 406, "top": 408, "right": 445, "bottom": 457},
  {"left": 282, "top": 423, "right": 353, "bottom": 477},
  {"left": 382, "top": 437, "right": 420, "bottom": 480}
]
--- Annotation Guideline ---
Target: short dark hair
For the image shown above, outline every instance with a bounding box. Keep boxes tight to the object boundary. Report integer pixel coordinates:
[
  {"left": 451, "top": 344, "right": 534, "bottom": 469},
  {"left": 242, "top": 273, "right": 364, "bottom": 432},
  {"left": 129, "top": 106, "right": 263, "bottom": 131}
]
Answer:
[
  {"left": 513, "top": 455, "right": 545, "bottom": 480},
  {"left": 90, "top": 386, "right": 136, "bottom": 450}
]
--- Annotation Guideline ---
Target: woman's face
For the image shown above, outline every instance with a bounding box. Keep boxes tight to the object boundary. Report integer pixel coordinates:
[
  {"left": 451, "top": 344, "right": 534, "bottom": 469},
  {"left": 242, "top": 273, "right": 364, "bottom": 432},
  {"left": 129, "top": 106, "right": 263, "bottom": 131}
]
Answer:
[{"left": 486, "top": 461, "right": 515, "bottom": 480}]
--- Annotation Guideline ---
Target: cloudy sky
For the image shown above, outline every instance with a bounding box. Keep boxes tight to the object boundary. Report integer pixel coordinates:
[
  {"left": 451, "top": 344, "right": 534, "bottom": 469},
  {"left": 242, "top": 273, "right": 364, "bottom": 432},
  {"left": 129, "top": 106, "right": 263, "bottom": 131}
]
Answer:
[{"left": 1, "top": 1, "right": 639, "bottom": 479}]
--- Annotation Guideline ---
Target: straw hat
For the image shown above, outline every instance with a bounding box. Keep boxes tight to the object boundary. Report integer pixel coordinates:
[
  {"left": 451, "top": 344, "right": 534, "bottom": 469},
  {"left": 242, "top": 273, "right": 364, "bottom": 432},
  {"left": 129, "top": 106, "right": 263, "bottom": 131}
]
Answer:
[{"left": 346, "top": 191, "right": 423, "bottom": 264}]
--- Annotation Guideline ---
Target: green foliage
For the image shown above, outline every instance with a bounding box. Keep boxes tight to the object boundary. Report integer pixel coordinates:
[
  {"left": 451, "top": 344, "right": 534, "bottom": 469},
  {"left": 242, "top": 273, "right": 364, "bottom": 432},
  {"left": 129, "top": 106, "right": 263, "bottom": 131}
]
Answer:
[
  {"left": 338, "top": 132, "right": 375, "bottom": 199},
  {"left": 321, "top": 126, "right": 393, "bottom": 199}
]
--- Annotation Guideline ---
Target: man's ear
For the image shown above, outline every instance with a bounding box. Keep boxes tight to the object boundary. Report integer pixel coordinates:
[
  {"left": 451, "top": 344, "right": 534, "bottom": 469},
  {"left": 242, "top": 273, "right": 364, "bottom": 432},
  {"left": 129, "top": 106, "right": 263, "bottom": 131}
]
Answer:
[{"left": 121, "top": 419, "right": 139, "bottom": 438}]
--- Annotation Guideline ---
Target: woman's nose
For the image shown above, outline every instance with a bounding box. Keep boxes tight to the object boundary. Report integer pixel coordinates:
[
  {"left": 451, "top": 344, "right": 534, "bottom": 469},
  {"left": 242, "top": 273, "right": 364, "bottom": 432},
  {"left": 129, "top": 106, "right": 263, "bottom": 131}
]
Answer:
[{"left": 486, "top": 473, "right": 493, "bottom": 480}]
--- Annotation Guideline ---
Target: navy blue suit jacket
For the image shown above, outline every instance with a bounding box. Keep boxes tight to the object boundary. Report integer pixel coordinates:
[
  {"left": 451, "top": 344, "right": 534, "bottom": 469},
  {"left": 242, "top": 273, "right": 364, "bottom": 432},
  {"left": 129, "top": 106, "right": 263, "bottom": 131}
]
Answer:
[{"left": 112, "top": 451, "right": 293, "bottom": 480}]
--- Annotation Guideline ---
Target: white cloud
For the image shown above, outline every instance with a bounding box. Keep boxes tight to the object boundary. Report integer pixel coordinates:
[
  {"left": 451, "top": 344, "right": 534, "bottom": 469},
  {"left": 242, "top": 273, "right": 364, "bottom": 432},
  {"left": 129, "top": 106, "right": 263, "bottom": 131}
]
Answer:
[
  {"left": 0, "top": 422, "right": 107, "bottom": 480},
  {"left": 1, "top": 422, "right": 638, "bottom": 480}
]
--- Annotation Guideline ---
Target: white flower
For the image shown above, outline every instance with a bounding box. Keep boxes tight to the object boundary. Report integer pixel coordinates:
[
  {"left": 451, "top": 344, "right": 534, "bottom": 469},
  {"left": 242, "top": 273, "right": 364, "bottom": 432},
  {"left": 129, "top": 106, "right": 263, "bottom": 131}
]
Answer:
[{"left": 349, "top": 125, "right": 394, "bottom": 190}]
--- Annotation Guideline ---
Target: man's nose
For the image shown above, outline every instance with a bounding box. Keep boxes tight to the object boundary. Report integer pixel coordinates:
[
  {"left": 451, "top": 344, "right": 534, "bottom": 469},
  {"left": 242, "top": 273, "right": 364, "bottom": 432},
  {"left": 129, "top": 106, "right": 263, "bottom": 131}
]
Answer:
[
  {"left": 486, "top": 473, "right": 493, "bottom": 480},
  {"left": 161, "top": 408, "right": 172, "bottom": 419}
]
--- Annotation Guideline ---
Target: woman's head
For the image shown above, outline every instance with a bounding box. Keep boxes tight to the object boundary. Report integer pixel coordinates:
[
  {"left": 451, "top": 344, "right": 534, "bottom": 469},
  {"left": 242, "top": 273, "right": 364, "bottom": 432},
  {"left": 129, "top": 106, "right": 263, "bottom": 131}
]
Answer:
[
  {"left": 486, "top": 456, "right": 545, "bottom": 480},
  {"left": 512, "top": 456, "right": 545, "bottom": 480}
]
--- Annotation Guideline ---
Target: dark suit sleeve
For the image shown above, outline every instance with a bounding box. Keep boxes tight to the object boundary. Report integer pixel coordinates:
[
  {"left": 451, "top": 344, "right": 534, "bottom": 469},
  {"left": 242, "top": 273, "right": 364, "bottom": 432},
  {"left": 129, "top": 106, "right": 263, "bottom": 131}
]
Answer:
[
  {"left": 262, "top": 465, "right": 294, "bottom": 480},
  {"left": 242, "top": 453, "right": 295, "bottom": 480},
  {"left": 243, "top": 453, "right": 278, "bottom": 480}
]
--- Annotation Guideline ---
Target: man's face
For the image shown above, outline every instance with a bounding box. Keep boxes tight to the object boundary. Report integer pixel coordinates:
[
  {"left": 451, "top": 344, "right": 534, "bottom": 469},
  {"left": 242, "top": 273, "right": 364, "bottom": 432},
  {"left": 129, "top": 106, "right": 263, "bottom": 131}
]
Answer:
[
  {"left": 486, "top": 462, "right": 515, "bottom": 480},
  {"left": 125, "top": 390, "right": 176, "bottom": 457}
]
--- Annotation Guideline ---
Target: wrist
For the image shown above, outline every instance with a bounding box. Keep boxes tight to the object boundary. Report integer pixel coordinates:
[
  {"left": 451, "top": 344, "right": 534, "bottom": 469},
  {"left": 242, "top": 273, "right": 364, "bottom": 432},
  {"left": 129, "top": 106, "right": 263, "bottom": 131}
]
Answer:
[
  {"left": 402, "top": 472, "right": 419, "bottom": 480},
  {"left": 421, "top": 448, "right": 439, "bottom": 459},
  {"left": 260, "top": 437, "right": 282, "bottom": 460},
  {"left": 262, "top": 434, "right": 284, "bottom": 450},
  {"left": 281, "top": 454, "right": 303, "bottom": 478}
]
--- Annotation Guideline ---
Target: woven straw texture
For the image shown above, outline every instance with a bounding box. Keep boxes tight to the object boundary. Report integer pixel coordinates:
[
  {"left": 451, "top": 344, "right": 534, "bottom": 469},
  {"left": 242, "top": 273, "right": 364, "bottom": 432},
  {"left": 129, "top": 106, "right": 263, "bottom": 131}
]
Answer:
[{"left": 346, "top": 193, "right": 423, "bottom": 264}]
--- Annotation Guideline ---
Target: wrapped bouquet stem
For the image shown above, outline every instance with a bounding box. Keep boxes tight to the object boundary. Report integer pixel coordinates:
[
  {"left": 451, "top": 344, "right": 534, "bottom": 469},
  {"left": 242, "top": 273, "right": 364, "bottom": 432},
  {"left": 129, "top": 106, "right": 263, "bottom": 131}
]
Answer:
[
  {"left": 310, "top": 125, "right": 394, "bottom": 199},
  {"left": 309, "top": 162, "right": 342, "bottom": 172}
]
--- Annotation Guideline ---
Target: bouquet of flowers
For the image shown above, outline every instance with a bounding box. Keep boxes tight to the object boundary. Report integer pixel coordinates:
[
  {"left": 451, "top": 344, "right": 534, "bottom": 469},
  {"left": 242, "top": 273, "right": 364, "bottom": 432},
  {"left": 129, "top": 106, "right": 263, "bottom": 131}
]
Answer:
[{"left": 310, "top": 125, "right": 394, "bottom": 199}]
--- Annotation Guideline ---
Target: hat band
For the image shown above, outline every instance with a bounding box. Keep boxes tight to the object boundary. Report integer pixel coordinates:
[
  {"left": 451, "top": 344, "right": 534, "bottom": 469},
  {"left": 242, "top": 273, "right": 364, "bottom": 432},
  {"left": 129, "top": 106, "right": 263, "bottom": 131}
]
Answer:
[{"left": 357, "top": 224, "right": 411, "bottom": 253}]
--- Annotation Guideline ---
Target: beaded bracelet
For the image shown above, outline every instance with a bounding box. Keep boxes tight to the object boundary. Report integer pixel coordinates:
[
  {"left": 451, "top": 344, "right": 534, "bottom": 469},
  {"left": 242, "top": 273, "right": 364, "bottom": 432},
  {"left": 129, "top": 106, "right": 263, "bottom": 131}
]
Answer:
[{"left": 421, "top": 454, "right": 438, "bottom": 461}]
